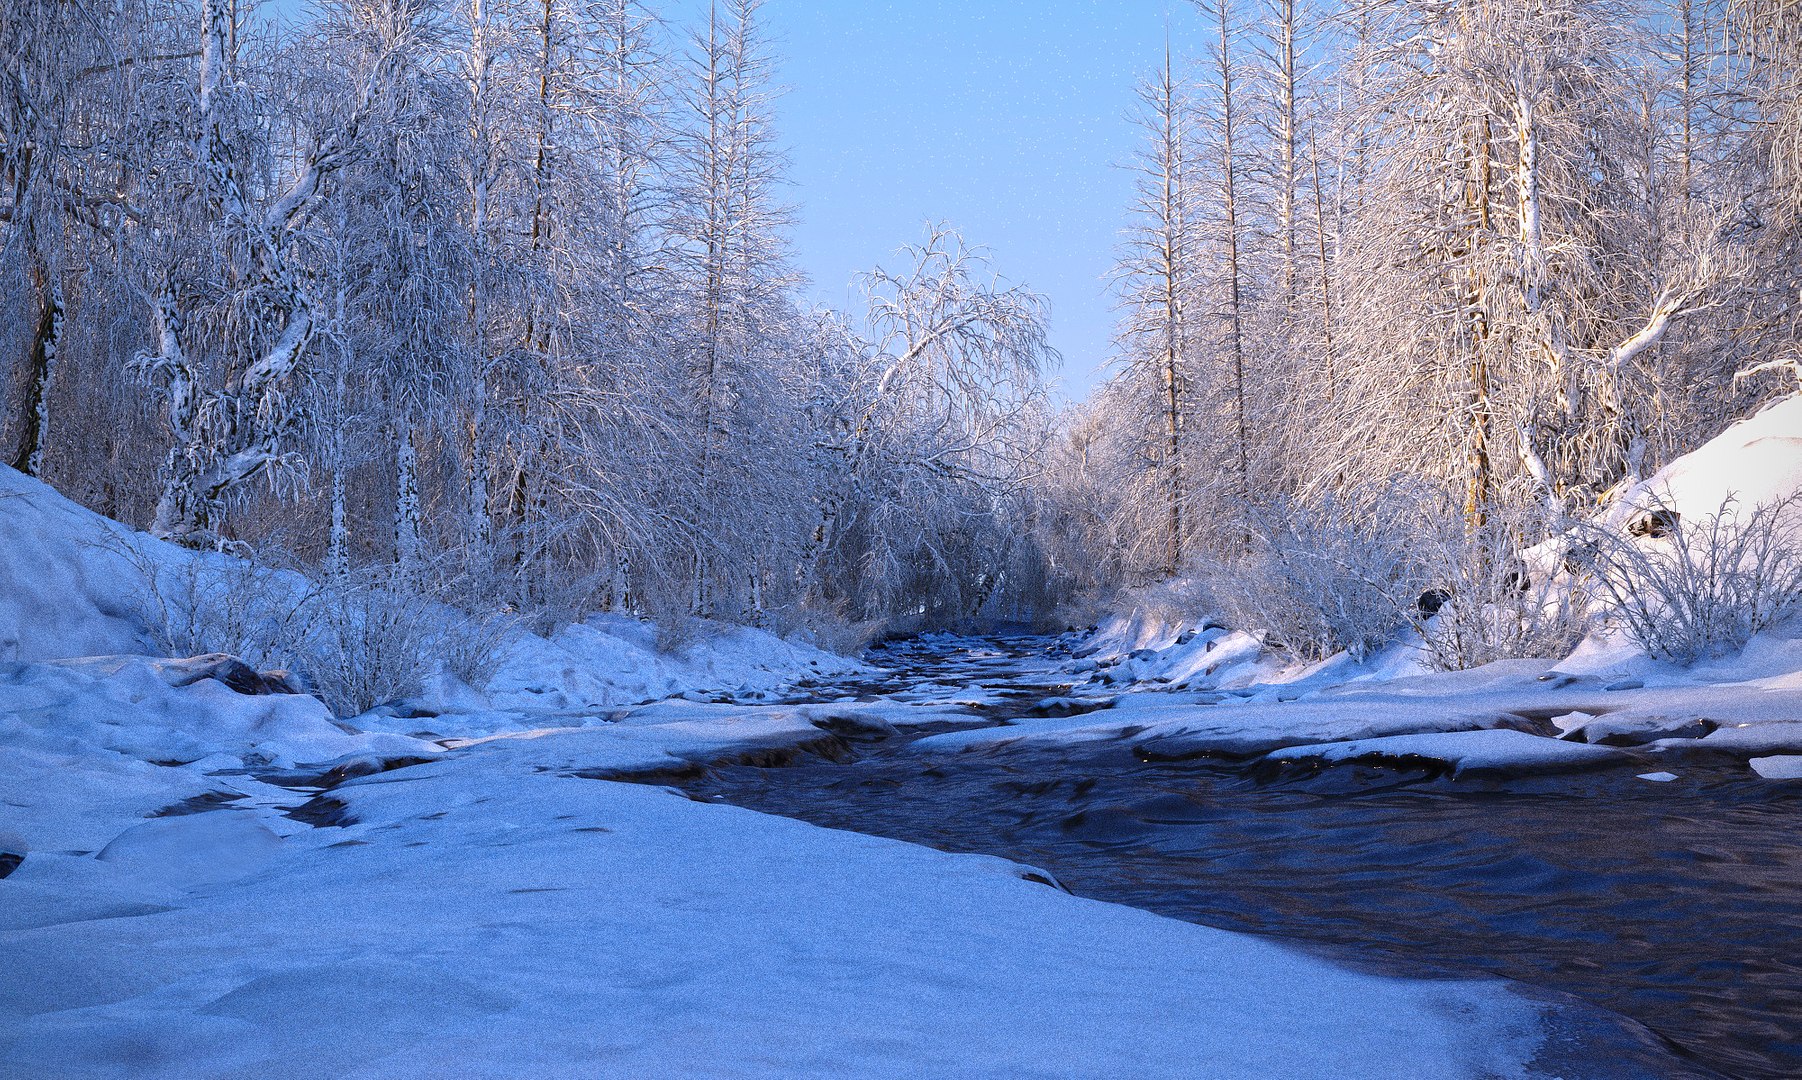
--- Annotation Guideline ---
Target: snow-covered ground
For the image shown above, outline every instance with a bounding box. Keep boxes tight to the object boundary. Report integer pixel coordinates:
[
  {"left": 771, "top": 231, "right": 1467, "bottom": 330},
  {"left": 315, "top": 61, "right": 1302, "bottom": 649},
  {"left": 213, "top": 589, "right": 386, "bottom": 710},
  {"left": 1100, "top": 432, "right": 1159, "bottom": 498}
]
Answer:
[
  {"left": 6, "top": 396, "right": 1801, "bottom": 1077},
  {"left": 0, "top": 465, "right": 1569, "bottom": 1078}
]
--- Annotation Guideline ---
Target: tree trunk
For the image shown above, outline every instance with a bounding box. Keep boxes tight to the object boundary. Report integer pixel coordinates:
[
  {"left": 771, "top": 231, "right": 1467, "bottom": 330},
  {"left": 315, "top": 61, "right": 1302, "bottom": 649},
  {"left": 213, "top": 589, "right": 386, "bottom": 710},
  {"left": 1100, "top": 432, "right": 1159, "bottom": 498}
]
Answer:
[{"left": 12, "top": 256, "right": 60, "bottom": 477}]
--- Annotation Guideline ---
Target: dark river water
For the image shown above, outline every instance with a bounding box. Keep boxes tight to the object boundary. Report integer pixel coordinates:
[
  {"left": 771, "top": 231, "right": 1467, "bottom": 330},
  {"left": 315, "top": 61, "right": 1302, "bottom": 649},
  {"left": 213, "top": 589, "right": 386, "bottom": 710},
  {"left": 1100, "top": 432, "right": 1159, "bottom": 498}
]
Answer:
[{"left": 676, "top": 635, "right": 1802, "bottom": 1080}]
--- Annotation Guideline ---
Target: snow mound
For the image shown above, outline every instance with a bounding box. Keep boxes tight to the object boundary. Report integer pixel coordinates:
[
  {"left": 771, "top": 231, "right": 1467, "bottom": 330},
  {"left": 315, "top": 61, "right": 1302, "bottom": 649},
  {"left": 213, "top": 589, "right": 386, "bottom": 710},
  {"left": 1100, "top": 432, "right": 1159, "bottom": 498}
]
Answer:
[
  {"left": 482, "top": 612, "right": 866, "bottom": 714},
  {"left": 0, "top": 461, "right": 865, "bottom": 730},
  {"left": 911, "top": 696, "right": 1498, "bottom": 758},
  {"left": 0, "top": 656, "right": 436, "bottom": 853},
  {"left": 1263, "top": 728, "right": 1631, "bottom": 777},
  {"left": 0, "top": 466, "right": 180, "bottom": 662},
  {"left": 1617, "top": 393, "right": 1802, "bottom": 527}
]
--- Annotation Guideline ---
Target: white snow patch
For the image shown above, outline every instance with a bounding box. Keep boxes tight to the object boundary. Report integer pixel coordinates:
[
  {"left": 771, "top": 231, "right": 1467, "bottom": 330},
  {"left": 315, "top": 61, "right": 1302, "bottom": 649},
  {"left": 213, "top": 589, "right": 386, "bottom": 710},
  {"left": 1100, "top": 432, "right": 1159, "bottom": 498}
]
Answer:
[
  {"left": 1749, "top": 755, "right": 1802, "bottom": 779},
  {"left": 1262, "top": 729, "right": 1630, "bottom": 777},
  {"left": 480, "top": 612, "right": 866, "bottom": 715}
]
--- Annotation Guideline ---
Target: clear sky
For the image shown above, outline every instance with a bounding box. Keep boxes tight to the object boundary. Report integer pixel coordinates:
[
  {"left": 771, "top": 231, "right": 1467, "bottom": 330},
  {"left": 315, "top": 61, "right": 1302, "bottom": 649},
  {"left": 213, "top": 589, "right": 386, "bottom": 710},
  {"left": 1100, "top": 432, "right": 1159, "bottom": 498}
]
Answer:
[{"left": 675, "top": 0, "right": 1208, "bottom": 402}]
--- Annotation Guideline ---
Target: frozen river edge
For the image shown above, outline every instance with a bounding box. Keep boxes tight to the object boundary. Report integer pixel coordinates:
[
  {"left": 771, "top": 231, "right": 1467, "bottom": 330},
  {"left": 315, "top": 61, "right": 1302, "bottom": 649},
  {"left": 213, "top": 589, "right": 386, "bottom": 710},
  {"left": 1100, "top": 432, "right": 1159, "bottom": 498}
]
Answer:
[{"left": 2, "top": 639, "right": 1717, "bottom": 1080}]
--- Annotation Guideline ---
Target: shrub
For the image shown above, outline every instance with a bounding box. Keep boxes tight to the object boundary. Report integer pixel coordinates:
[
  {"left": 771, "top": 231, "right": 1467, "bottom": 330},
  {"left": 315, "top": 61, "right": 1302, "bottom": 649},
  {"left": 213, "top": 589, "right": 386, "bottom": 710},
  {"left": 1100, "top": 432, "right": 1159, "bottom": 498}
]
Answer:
[
  {"left": 1571, "top": 493, "right": 1802, "bottom": 664},
  {"left": 127, "top": 545, "right": 516, "bottom": 717},
  {"left": 296, "top": 567, "right": 517, "bottom": 717},
  {"left": 1208, "top": 487, "right": 1430, "bottom": 663},
  {"left": 1412, "top": 504, "right": 1591, "bottom": 672}
]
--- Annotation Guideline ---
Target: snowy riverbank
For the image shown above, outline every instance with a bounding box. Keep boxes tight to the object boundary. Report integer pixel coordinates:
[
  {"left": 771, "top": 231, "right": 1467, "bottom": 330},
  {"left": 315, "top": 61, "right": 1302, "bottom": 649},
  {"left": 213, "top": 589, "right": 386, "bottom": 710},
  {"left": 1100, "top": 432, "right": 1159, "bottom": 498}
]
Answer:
[
  {"left": 6, "top": 387, "right": 1800, "bottom": 1076},
  {"left": 0, "top": 463, "right": 1649, "bottom": 1078}
]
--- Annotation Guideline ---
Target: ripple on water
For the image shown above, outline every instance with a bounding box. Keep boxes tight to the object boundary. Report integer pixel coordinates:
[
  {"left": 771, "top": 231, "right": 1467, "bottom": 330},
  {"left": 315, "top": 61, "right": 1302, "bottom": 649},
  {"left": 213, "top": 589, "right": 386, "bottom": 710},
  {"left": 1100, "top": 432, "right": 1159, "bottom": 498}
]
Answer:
[{"left": 678, "top": 636, "right": 1802, "bottom": 1080}]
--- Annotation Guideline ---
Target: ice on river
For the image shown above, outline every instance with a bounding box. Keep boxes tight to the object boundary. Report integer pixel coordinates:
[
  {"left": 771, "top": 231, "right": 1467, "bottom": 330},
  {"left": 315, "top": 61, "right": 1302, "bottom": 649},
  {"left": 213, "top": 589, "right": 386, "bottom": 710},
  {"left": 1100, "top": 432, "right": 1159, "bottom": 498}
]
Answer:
[{"left": 1261, "top": 727, "right": 1632, "bottom": 777}]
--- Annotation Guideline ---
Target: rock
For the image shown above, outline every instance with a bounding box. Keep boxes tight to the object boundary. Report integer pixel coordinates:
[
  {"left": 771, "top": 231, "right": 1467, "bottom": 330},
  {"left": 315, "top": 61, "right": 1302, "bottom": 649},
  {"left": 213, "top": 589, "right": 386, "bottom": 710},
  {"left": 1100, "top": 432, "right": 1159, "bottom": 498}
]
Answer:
[
  {"left": 1626, "top": 507, "right": 1681, "bottom": 539},
  {"left": 163, "top": 653, "right": 300, "bottom": 696},
  {"left": 1417, "top": 588, "right": 1452, "bottom": 616}
]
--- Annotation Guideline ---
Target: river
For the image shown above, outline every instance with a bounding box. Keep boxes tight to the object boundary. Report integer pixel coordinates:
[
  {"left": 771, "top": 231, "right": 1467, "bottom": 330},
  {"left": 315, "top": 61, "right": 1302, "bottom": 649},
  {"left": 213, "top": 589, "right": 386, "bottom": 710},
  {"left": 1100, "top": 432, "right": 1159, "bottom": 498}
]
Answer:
[{"left": 673, "top": 634, "right": 1802, "bottom": 1080}]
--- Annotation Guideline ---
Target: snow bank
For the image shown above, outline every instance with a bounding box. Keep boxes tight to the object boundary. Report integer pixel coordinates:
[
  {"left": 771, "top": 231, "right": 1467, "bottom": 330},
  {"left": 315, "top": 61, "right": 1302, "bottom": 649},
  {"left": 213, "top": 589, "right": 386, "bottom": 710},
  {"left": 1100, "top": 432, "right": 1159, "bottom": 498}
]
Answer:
[
  {"left": 482, "top": 612, "right": 866, "bottom": 714},
  {"left": 1616, "top": 393, "right": 1802, "bottom": 528},
  {"left": 912, "top": 694, "right": 1503, "bottom": 758},
  {"left": 0, "top": 740, "right": 1555, "bottom": 1080},
  {"left": 0, "top": 466, "right": 177, "bottom": 661},
  {"left": 1263, "top": 728, "right": 1630, "bottom": 777},
  {"left": 0, "top": 461, "right": 864, "bottom": 729},
  {"left": 0, "top": 656, "right": 435, "bottom": 853}
]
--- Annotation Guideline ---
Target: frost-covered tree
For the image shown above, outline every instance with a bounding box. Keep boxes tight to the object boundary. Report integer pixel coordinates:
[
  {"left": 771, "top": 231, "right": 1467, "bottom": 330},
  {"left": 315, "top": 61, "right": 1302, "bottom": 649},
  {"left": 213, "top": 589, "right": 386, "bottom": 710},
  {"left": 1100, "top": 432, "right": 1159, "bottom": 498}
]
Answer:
[
  {"left": 1114, "top": 44, "right": 1199, "bottom": 577},
  {"left": 131, "top": 0, "right": 412, "bottom": 546}
]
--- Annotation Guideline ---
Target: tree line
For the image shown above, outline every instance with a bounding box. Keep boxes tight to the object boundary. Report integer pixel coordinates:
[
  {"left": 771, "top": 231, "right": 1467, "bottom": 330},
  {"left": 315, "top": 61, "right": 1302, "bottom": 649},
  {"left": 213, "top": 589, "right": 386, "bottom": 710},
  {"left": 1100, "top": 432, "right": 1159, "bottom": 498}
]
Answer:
[
  {"left": 1046, "top": 0, "right": 1802, "bottom": 663},
  {"left": 0, "top": 0, "right": 1060, "bottom": 639},
  {"left": 5, "top": 0, "right": 1800, "bottom": 655}
]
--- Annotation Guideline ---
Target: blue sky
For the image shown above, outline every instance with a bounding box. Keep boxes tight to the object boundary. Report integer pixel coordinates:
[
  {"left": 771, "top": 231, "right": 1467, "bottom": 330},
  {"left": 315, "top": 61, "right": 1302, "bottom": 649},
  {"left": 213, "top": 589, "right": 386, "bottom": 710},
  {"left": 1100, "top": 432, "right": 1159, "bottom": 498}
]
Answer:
[{"left": 683, "top": 0, "right": 1208, "bottom": 401}]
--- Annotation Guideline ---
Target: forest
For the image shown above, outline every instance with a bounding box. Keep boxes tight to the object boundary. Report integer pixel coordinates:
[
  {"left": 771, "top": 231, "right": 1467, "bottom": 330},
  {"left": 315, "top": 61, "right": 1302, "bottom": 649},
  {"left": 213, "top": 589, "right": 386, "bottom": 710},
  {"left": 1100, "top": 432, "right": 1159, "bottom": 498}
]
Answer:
[
  {"left": 2, "top": 0, "right": 1799, "bottom": 663},
  {"left": 10, "top": 5, "right": 1802, "bottom": 1076}
]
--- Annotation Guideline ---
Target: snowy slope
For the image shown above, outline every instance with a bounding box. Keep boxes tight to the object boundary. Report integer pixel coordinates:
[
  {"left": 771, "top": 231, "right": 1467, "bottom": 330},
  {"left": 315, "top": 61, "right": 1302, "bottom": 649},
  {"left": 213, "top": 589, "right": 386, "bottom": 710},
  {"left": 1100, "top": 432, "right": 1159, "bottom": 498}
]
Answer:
[
  {"left": 1614, "top": 392, "right": 1802, "bottom": 527},
  {"left": 483, "top": 612, "right": 865, "bottom": 713},
  {"left": 0, "top": 467, "right": 183, "bottom": 662},
  {"left": 0, "top": 463, "right": 865, "bottom": 721}
]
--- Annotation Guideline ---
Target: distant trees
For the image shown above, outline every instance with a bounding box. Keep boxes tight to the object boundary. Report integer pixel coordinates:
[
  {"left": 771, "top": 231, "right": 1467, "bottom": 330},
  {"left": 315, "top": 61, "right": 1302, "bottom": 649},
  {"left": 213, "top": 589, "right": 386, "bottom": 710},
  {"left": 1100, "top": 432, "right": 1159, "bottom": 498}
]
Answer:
[
  {"left": 802, "top": 225, "right": 1054, "bottom": 625},
  {"left": 1075, "top": 0, "right": 1797, "bottom": 661},
  {"left": 0, "top": 0, "right": 1058, "bottom": 638}
]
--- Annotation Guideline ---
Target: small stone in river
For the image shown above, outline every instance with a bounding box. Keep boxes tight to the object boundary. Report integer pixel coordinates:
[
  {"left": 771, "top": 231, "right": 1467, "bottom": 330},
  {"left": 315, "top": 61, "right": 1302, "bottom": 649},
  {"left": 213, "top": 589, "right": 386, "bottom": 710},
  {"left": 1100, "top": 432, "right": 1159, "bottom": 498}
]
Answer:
[
  {"left": 1749, "top": 756, "right": 1802, "bottom": 780},
  {"left": 1636, "top": 772, "right": 1679, "bottom": 783}
]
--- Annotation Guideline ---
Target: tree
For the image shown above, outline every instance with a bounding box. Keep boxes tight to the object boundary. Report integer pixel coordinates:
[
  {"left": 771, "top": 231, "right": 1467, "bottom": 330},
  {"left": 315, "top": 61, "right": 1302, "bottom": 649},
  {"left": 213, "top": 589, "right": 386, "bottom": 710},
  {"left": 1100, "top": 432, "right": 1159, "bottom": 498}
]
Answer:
[
  {"left": 132, "top": 0, "right": 410, "bottom": 546},
  {"left": 1116, "top": 43, "right": 1198, "bottom": 577},
  {"left": 800, "top": 224, "right": 1053, "bottom": 621}
]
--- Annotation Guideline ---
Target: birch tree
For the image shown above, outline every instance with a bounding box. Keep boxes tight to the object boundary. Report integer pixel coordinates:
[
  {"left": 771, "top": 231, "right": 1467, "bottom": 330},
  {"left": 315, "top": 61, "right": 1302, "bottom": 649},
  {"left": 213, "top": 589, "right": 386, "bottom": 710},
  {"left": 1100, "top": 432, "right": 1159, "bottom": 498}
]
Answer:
[{"left": 131, "top": 0, "right": 410, "bottom": 546}]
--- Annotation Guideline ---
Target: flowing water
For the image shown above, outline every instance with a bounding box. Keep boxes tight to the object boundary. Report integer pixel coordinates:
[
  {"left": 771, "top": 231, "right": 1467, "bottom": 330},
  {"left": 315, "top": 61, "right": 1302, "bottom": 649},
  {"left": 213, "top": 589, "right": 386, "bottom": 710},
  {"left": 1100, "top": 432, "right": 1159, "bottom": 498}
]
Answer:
[{"left": 675, "top": 635, "right": 1802, "bottom": 1080}]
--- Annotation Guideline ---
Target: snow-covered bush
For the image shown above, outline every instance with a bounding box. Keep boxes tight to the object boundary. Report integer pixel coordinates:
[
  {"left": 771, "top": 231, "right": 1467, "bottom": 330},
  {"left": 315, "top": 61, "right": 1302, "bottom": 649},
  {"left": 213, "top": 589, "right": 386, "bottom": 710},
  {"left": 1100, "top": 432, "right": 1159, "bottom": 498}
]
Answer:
[
  {"left": 1572, "top": 493, "right": 1802, "bottom": 663},
  {"left": 125, "top": 547, "right": 315, "bottom": 668},
  {"left": 300, "top": 570, "right": 513, "bottom": 718},
  {"left": 127, "top": 547, "right": 514, "bottom": 716},
  {"left": 1413, "top": 505, "right": 1590, "bottom": 672},
  {"left": 1208, "top": 488, "right": 1429, "bottom": 662}
]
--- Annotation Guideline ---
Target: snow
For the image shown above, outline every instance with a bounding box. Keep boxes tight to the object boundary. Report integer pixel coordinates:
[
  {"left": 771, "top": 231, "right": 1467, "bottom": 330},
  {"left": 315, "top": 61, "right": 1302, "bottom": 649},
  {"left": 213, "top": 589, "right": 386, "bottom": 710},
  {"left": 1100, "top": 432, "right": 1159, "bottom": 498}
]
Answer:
[
  {"left": 1615, "top": 393, "right": 1802, "bottom": 528},
  {"left": 0, "top": 744, "right": 1551, "bottom": 1080},
  {"left": 1669, "top": 720, "right": 1802, "bottom": 757},
  {"left": 1749, "top": 755, "right": 1802, "bottom": 779},
  {"left": 912, "top": 694, "right": 1502, "bottom": 757},
  {"left": 1013, "top": 397, "right": 1802, "bottom": 788},
  {"left": 1262, "top": 728, "right": 1631, "bottom": 777},
  {"left": 0, "top": 470, "right": 186, "bottom": 661},
  {"left": 0, "top": 656, "right": 434, "bottom": 853},
  {"left": 481, "top": 612, "right": 867, "bottom": 714}
]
